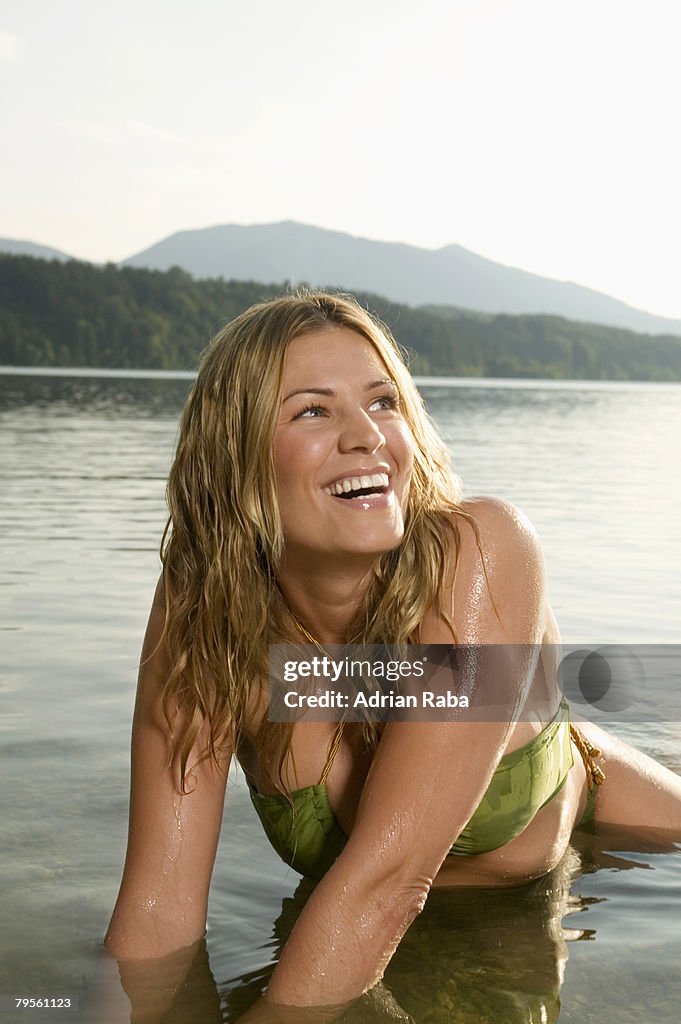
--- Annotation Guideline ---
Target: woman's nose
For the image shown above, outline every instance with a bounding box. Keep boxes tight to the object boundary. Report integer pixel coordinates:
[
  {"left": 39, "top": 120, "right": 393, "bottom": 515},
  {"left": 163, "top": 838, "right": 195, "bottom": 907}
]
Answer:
[{"left": 338, "top": 409, "right": 386, "bottom": 453}]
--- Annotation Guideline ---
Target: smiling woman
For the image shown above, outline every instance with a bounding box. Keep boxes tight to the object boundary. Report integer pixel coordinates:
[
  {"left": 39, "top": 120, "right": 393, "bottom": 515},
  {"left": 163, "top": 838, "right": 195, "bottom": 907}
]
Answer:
[
  {"left": 274, "top": 328, "right": 416, "bottom": 586},
  {"left": 103, "top": 290, "right": 681, "bottom": 1022}
]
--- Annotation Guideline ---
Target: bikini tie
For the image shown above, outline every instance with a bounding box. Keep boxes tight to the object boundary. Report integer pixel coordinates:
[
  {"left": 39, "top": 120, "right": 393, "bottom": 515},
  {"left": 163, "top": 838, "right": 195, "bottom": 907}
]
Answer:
[{"left": 570, "top": 724, "right": 606, "bottom": 789}]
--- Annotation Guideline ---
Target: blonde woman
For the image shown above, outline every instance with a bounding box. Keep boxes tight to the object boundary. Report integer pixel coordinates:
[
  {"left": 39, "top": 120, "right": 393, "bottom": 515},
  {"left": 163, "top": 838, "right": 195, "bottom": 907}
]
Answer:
[{"left": 104, "top": 291, "right": 681, "bottom": 1019}]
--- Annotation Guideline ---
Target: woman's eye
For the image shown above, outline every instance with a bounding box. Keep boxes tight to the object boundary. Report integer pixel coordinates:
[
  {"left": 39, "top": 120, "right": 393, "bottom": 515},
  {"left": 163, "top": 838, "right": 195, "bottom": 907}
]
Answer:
[
  {"left": 369, "top": 394, "right": 399, "bottom": 412},
  {"left": 293, "top": 393, "right": 398, "bottom": 419},
  {"left": 294, "top": 403, "right": 327, "bottom": 419}
]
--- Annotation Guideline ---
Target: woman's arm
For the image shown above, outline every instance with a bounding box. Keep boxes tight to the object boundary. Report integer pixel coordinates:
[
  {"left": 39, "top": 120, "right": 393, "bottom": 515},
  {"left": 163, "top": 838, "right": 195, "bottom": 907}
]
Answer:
[
  {"left": 265, "top": 498, "right": 548, "bottom": 1007},
  {"left": 104, "top": 576, "right": 230, "bottom": 967}
]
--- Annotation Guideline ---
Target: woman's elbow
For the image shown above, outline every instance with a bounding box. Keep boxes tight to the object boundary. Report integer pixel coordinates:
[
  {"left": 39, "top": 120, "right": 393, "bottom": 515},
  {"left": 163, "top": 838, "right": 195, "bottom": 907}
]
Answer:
[
  {"left": 394, "top": 875, "right": 431, "bottom": 922},
  {"left": 365, "top": 863, "right": 433, "bottom": 935},
  {"left": 342, "top": 828, "right": 436, "bottom": 900}
]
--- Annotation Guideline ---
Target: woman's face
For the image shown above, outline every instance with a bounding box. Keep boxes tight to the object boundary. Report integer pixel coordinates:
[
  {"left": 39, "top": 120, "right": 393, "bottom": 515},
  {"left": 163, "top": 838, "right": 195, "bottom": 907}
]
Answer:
[{"left": 274, "top": 327, "right": 415, "bottom": 564}]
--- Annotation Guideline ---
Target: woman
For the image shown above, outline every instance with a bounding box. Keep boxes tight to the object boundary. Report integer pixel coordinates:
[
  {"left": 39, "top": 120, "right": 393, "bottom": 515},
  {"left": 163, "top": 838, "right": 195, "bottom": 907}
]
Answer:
[{"left": 104, "top": 290, "right": 681, "bottom": 1016}]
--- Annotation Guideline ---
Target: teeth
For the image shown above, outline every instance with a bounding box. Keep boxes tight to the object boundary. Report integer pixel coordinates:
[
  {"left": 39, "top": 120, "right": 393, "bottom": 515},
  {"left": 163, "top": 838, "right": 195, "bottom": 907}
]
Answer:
[{"left": 323, "top": 472, "right": 390, "bottom": 496}]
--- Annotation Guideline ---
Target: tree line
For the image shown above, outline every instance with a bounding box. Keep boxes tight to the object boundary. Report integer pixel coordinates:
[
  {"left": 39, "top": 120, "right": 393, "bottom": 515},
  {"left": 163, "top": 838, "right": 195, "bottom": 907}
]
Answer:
[{"left": 2, "top": 254, "right": 681, "bottom": 380}]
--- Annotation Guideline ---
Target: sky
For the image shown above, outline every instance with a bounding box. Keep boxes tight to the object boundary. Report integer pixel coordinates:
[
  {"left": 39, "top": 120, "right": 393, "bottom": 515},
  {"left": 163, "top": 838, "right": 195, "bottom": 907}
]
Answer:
[{"left": 2, "top": 0, "right": 681, "bottom": 317}]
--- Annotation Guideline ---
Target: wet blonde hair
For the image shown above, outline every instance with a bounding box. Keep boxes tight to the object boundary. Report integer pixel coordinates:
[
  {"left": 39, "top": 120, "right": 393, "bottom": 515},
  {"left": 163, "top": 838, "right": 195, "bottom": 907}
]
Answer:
[{"left": 160, "top": 290, "right": 473, "bottom": 792}]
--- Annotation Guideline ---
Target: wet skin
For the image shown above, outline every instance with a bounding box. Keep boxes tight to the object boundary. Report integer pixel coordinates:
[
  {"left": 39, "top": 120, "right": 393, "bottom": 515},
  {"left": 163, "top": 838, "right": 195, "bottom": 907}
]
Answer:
[
  {"left": 243, "top": 326, "right": 587, "bottom": 885},
  {"left": 273, "top": 326, "right": 415, "bottom": 585}
]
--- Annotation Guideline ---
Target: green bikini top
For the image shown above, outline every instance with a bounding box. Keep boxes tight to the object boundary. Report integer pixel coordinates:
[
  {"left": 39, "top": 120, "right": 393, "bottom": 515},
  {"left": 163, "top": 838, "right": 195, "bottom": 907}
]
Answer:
[{"left": 247, "top": 700, "right": 573, "bottom": 881}]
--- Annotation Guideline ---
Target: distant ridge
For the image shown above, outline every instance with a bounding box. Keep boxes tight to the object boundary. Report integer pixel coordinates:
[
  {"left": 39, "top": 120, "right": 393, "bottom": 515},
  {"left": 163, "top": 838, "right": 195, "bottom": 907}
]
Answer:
[
  {"left": 0, "top": 238, "right": 73, "bottom": 262},
  {"left": 122, "top": 220, "right": 681, "bottom": 336},
  {"left": 3, "top": 255, "right": 681, "bottom": 378}
]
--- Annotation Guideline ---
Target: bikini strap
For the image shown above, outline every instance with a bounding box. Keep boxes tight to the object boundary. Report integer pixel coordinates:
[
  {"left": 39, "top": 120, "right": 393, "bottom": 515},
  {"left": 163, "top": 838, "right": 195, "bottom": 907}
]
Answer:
[
  {"left": 570, "top": 724, "right": 606, "bottom": 789},
  {"left": 319, "top": 719, "right": 346, "bottom": 785}
]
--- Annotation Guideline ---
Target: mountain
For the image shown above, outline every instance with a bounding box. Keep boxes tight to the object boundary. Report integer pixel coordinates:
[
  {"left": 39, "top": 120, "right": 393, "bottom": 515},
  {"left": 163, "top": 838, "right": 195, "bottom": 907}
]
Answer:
[
  {"left": 0, "top": 238, "right": 73, "bottom": 262},
  {"left": 121, "top": 221, "right": 681, "bottom": 336}
]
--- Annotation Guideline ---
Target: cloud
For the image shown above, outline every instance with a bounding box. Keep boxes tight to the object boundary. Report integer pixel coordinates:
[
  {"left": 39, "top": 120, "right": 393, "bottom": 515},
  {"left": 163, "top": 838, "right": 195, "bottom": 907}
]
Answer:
[
  {"left": 127, "top": 119, "right": 236, "bottom": 156},
  {"left": 57, "top": 120, "right": 124, "bottom": 145},
  {"left": 55, "top": 116, "right": 241, "bottom": 158},
  {"left": 0, "top": 31, "right": 18, "bottom": 61},
  {"left": 127, "top": 120, "right": 194, "bottom": 146}
]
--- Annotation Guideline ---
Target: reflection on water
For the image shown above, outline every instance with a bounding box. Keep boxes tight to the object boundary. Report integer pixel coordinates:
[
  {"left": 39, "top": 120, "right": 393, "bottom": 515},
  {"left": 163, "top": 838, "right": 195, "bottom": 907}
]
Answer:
[
  {"left": 219, "top": 860, "right": 579, "bottom": 1023},
  {"left": 0, "top": 370, "right": 192, "bottom": 418},
  {"left": 216, "top": 829, "right": 679, "bottom": 1023},
  {"left": 2, "top": 370, "right": 681, "bottom": 1024}
]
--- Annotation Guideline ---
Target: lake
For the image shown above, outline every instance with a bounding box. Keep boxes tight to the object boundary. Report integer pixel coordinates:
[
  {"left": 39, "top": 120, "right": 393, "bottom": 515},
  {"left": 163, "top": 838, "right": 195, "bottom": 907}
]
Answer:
[{"left": 1, "top": 368, "right": 680, "bottom": 1023}]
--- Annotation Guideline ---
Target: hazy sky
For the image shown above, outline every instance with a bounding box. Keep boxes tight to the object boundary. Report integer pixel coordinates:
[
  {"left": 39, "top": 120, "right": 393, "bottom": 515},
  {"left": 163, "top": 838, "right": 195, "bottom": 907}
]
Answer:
[{"left": 2, "top": 0, "right": 680, "bottom": 317}]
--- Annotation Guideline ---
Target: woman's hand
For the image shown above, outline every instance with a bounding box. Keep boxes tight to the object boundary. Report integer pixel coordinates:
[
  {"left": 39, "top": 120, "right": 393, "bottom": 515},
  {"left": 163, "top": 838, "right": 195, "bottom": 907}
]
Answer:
[
  {"left": 85, "top": 937, "right": 222, "bottom": 1024},
  {"left": 236, "top": 996, "right": 343, "bottom": 1023},
  {"left": 238, "top": 983, "right": 414, "bottom": 1023}
]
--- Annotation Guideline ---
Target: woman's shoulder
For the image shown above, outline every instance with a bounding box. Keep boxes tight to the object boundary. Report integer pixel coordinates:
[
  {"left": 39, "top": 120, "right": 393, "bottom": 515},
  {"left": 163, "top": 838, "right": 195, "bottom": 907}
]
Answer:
[
  {"left": 440, "top": 495, "right": 544, "bottom": 568},
  {"left": 455, "top": 495, "right": 543, "bottom": 560},
  {"left": 442, "top": 496, "right": 548, "bottom": 642}
]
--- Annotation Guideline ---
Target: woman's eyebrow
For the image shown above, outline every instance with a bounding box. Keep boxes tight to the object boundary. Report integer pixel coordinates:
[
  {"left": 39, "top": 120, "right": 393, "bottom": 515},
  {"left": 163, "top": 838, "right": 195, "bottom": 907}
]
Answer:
[{"left": 283, "top": 379, "right": 396, "bottom": 402}]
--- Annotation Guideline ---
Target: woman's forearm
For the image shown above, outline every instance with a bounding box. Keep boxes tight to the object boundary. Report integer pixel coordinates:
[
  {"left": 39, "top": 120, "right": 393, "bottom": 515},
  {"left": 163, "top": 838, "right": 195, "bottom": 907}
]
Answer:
[
  {"left": 89, "top": 936, "right": 219, "bottom": 1024},
  {"left": 265, "top": 860, "right": 428, "bottom": 1006},
  {"left": 116, "top": 942, "right": 200, "bottom": 1021}
]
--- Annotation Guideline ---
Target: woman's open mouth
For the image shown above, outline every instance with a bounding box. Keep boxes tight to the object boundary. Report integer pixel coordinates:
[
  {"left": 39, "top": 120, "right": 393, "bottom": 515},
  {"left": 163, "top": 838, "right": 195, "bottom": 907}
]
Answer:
[{"left": 323, "top": 472, "right": 390, "bottom": 500}]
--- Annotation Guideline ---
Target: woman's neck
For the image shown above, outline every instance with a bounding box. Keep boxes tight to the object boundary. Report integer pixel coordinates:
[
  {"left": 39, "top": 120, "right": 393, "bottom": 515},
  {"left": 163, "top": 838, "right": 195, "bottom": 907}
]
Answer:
[{"left": 277, "top": 554, "right": 376, "bottom": 644}]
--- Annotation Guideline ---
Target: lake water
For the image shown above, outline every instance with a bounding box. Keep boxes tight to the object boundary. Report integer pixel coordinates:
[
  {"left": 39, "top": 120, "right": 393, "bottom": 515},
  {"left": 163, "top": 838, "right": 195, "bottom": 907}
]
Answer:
[{"left": 1, "top": 369, "right": 680, "bottom": 1023}]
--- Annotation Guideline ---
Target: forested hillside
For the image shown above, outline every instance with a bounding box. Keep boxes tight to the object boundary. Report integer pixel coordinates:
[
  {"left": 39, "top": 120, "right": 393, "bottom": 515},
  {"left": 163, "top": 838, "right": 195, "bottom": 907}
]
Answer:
[
  {"left": 2, "top": 255, "right": 681, "bottom": 380},
  {"left": 119, "top": 220, "right": 681, "bottom": 336}
]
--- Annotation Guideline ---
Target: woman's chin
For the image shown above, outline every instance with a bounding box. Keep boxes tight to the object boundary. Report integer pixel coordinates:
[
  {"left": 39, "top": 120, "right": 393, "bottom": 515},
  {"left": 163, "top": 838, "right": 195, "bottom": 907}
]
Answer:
[{"left": 284, "top": 525, "right": 405, "bottom": 565}]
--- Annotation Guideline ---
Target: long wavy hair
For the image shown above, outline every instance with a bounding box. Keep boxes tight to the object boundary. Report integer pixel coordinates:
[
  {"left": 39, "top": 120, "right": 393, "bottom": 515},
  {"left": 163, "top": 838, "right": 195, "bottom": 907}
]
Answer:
[{"left": 160, "top": 290, "right": 476, "bottom": 793}]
